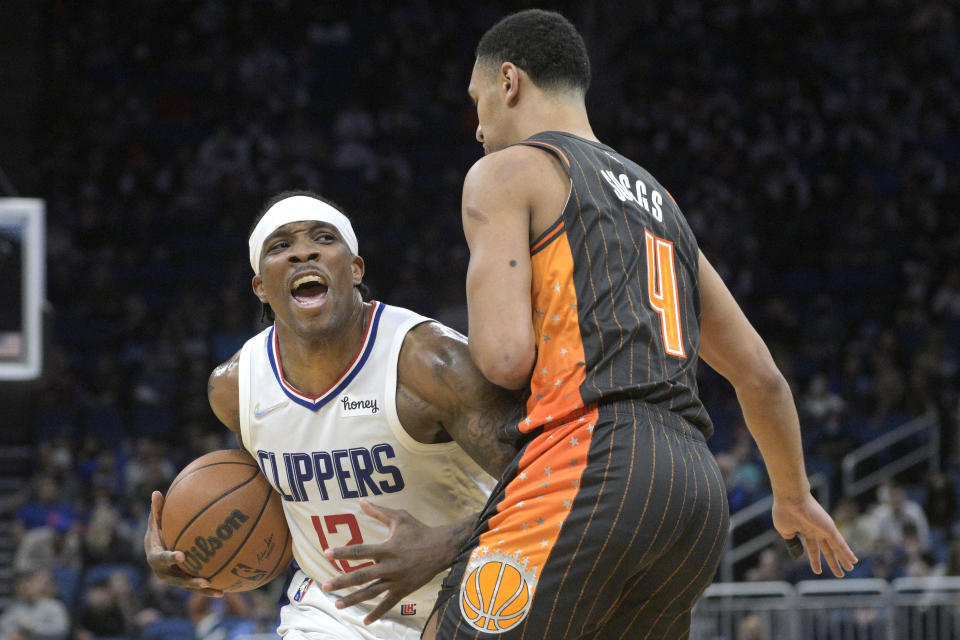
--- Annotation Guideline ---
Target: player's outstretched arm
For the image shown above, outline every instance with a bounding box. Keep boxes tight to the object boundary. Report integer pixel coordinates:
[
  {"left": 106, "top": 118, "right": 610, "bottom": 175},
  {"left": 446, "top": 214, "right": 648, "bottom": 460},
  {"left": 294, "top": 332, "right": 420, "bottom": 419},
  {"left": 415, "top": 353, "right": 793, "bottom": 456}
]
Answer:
[
  {"left": 697, "top": 251, "right": 857, "bottom": 577},
  {"left": 143, "top": 490, "right": 224, "bottom": 597},
  {"left": 322, "top": 500, "right": 475, "bottom": 625}
]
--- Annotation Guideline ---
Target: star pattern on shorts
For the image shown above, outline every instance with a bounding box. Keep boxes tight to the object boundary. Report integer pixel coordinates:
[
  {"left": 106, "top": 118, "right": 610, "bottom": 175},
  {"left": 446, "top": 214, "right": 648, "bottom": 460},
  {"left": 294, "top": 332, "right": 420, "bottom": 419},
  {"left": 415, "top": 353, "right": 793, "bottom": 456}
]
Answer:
[{"left": 570, "top": 436, "right": 579, "bottom": 446}]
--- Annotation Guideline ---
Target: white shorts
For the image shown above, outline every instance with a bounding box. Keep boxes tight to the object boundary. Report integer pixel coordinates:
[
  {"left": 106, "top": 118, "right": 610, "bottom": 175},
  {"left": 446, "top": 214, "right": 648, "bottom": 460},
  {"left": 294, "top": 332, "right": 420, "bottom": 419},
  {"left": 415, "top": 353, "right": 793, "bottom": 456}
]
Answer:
[{"left": 277, "top": 570, "right": 424, "bottom": 640}]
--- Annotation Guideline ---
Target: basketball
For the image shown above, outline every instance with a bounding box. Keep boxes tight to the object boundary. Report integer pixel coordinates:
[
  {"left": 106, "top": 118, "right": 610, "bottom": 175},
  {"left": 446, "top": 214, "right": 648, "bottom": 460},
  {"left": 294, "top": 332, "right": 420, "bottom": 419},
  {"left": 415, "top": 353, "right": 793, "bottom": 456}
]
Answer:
[{"left": 160, "top": 449, "right": 293, "bottom": 592}]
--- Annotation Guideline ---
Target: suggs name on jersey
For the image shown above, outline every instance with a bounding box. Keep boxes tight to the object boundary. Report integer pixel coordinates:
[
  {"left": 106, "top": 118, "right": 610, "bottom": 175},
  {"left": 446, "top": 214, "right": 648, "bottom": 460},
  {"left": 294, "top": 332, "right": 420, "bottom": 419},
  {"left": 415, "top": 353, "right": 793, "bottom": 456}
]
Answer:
[{"left": 257, "top": 445, "right": 404, "bottom": 502}]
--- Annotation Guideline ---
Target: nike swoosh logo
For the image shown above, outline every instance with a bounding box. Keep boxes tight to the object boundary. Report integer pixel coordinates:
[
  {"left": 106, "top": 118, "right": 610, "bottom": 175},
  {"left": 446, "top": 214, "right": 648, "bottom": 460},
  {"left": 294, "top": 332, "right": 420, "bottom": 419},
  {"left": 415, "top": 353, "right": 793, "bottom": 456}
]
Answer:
[{"left": 254, "top": 400, "right": 287, "bottom": 419}]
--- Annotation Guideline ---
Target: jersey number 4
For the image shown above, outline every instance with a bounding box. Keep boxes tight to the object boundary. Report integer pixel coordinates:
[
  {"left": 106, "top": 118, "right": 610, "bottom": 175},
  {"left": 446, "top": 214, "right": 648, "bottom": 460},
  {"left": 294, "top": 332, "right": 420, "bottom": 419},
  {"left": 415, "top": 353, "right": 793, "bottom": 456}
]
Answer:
[
  {"left": 644, "top": 229, "right": 686, "bottom": 358},
  {"left": 311, "top": 513, "right": 373, "bottom": 573}
]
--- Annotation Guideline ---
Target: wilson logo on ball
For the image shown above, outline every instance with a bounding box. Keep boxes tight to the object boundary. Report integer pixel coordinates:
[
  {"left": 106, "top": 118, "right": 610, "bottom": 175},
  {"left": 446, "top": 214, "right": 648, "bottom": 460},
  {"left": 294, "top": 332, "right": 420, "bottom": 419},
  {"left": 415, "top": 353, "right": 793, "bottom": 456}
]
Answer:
[
  {"left": 181, "top": 509, "right": 249, "bottom": 574},
  {"left": 459, "top": 556, "right": 534, "bottom": 633}
]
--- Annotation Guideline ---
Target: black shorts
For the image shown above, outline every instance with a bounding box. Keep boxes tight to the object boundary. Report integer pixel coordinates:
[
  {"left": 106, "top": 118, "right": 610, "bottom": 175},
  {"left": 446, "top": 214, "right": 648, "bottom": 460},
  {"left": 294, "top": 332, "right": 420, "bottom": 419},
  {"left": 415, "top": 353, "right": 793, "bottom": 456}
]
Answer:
[{"left": 431, "top": 400, "right": 729, "bottom": 639}]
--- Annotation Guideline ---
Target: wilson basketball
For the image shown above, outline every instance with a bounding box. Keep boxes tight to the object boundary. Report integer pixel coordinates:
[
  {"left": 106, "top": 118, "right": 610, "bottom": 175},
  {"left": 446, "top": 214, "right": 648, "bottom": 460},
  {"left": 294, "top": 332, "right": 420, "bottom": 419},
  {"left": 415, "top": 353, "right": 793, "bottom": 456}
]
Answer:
[{"left": 161, "top": 449, "right": 293, "bottom": 592}]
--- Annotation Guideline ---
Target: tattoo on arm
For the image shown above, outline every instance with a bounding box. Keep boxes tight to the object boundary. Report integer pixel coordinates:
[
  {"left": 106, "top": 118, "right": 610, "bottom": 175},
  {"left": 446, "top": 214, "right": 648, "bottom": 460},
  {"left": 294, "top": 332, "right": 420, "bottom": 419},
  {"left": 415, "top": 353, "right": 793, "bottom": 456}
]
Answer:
[
  {"left": 398, "top": 385, "right": 431, "bottom": 410},
  {"left": 451, "top": 516, "right": 477, "bottom": 548},
  {"left": 452, "top": 405, "right": 523, "bottom": 478}
]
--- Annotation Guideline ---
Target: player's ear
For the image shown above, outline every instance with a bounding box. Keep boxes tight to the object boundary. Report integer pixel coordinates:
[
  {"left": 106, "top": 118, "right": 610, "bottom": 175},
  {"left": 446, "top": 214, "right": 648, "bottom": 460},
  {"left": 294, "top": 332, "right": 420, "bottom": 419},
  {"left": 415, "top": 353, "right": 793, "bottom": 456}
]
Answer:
[
  {"left": 501, "top": 62, "right": 520, "bottom": 106},
  {"left": 252, "top": 274, "right": 268, "bottom": 303},
  {"left": 351, "top": 256, "right": 365, "bottom": 286}
]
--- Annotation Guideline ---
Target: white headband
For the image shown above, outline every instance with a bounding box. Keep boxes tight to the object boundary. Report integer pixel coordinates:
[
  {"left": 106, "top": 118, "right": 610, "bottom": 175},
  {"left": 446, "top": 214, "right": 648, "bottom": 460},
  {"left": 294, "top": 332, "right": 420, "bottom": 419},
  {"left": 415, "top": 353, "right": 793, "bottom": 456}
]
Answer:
[{"left": 248, "top": 195, "right": 359, "bottom": 273}]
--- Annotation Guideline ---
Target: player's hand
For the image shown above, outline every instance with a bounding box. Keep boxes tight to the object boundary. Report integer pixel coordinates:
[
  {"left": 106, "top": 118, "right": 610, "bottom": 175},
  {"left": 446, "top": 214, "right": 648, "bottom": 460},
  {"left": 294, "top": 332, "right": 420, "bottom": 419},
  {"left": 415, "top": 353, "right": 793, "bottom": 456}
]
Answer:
[
  {"left": 321, "top": 500, "right": 459, "bottom": 625},
  {"left": 772, "top": 492, "right": 858, "bottom": 578},
  {"left": 143, "top": 490, "right": 224, "bottom": 597}
]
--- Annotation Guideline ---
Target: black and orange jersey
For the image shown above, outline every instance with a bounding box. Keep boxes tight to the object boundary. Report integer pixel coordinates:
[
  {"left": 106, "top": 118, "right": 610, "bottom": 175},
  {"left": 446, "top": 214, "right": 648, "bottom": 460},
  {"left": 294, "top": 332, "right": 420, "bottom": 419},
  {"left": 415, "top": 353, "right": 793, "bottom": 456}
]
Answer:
[{"left": 513, "top": 131, "right": 713, "bottom": 439}]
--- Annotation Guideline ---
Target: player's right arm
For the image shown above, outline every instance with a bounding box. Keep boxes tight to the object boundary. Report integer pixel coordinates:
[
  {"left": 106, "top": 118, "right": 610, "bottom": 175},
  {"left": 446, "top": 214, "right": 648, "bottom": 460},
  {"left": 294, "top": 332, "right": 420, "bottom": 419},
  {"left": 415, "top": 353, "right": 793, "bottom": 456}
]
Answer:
[
  {"left": 697, "top": 251, "right": 857, "bottom": 577},
  {"left": 142, "top": 350, "right": 243, "bottom": 597}
]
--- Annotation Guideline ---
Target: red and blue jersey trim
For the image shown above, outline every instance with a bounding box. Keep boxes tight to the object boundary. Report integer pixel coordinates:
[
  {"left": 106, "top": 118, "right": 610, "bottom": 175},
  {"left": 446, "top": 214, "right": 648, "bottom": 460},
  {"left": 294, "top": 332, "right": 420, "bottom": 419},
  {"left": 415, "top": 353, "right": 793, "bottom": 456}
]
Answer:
[{"left": 267, "top": 301, "right": 385, "bottom": 412}]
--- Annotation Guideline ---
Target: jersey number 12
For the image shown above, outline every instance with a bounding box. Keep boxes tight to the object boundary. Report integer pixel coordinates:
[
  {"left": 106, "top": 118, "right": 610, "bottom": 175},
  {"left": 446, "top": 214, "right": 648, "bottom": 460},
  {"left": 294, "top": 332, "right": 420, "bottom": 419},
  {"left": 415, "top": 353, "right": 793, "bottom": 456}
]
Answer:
[{"left": 311, "top": 513, "right": 373, "bottom": 573}]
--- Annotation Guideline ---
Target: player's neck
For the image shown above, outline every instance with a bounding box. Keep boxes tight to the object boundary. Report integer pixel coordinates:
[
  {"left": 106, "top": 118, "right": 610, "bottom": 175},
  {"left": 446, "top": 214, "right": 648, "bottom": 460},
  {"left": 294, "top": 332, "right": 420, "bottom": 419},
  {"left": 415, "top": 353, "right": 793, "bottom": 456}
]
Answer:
[
  {"left": 274, "top": 302, "right": 369, "bottom": 396},
  {"left": 517, "top": 101, "right": 597, "bottom": 144}
]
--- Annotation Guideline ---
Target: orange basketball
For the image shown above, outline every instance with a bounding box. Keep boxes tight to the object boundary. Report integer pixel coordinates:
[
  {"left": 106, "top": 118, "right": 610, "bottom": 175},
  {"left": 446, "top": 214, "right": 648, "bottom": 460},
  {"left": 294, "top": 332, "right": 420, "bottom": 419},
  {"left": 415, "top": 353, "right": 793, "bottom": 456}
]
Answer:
[{"left": 160, "top": 449, "right": 293, "bottom": 592}]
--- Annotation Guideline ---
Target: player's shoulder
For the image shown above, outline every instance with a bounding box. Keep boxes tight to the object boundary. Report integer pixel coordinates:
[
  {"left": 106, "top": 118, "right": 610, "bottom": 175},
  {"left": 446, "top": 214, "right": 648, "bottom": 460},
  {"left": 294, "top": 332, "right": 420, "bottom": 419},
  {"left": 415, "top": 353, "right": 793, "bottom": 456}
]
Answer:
[
  {"left": 466, "top": 144, "right": 557, "bottom": 186},
  {"left": 209, "top": 349, "right": 241, "bottom": 385},
  {"left": 400, "top": 320, "right": 469, "bottom": 372},
  {"left": 208, "top": 349, "right": 241, "bottom": 432}
]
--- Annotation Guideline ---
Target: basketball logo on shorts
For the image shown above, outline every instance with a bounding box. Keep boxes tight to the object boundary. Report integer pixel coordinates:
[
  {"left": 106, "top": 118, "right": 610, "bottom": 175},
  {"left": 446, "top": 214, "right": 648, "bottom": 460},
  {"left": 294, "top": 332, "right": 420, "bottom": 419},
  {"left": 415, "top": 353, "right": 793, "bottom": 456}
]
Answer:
[{"left": 459, "top": 554, "right": 534, "bottom": 633}]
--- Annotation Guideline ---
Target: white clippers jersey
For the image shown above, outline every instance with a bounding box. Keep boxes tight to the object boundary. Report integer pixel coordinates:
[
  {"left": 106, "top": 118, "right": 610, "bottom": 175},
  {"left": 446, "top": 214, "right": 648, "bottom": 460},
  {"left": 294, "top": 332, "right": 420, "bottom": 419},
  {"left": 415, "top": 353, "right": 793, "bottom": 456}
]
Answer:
[{"left": 238, "top": 301, "right": 494, "bottom": 634}]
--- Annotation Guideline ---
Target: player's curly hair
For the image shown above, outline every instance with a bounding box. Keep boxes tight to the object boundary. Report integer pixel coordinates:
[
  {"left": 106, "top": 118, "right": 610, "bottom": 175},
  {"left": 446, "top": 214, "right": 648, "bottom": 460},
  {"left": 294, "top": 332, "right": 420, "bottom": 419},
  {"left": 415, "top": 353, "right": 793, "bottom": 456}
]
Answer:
[
  {"left": 476, "top": 9, "right": 590, "bottom": 96},
  {"left": 250, "top": 190, "right": 369, "bottom": 323}
]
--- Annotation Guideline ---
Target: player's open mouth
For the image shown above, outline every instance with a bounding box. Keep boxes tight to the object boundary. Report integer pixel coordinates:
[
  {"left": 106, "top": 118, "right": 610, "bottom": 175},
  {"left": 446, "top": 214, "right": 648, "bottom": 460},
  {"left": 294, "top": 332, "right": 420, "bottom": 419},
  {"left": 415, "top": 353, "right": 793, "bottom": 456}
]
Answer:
[{"left": 290, "top": 274, "right": 329, "bottom": 308}]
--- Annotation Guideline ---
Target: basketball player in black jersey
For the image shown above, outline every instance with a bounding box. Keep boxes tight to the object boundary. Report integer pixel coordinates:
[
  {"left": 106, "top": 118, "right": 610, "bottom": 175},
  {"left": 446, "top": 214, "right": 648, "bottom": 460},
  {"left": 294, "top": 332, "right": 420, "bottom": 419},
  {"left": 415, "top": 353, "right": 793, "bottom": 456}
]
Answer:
[{"left": 419, "top": 9, "right": 857, "bottom": 640}]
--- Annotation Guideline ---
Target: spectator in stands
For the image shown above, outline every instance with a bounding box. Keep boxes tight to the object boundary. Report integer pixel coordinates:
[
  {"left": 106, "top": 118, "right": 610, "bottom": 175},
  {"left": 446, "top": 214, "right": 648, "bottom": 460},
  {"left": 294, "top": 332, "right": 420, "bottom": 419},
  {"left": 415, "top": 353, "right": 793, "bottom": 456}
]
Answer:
[
  {"left": 832, "top": 498, "right": 875, "bottom": 559},
  {"left": 943, "top": 540, "right": 960, "bottom": 576},
  {"left": 899, "top": 522, "right": 934, "bottom": 578},
  {"left": 134, "top": 574, "right": 188, "bottom": 632},
  {"left": 0, "top": 570, "right": 70, "bottom": 640},
  {"left": 801, "top": 373, "right": 845, "bottom": 427},
  {"left": 924, "top": 472, "right": 958, "bottom": 540},
  {"left": 737, "top": 614, "right": 767, "bottom": 640},
  {"left": 13, "top": 474, "right": 78, "bottom": 533},
  {"left": 123, "top": 436, "right": 177, "bottom": 505},
  {"left": 73, "top": 578, "right": 130, "bottom": 640},
  {"left": 723, "top": 429, "right": 767, "bottom": 510},
  {"left": 931, "top": 268, "right": 960, "bottom": 319},
  {"left": 13, "top": 516, "right": 82, "bottom": 575},
  {"left": 82, "top": 486, "right": 125, "bottom": 565},
  {"left": 745, "top": 546, "right": 786, "bottom": 582},
  {"left": 871, "top": 481, "right": 932, "bottom": 552},
  {"left": 187, "top": 592, "right": 252, "bottom": 640}
]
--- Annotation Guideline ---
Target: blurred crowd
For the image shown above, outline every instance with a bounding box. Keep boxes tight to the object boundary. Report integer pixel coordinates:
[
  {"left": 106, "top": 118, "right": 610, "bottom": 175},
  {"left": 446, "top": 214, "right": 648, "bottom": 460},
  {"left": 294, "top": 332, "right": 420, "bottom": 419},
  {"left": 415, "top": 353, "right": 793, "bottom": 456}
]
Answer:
[{"left": 3, "top": 1, "right": 958, "bottom": 638}]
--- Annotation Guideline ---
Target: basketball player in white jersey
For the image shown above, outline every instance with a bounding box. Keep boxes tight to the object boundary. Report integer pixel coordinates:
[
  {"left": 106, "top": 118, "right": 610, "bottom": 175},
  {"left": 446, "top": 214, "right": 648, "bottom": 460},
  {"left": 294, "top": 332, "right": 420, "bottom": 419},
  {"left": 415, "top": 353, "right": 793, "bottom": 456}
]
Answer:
[{"left": 144, "top": 191, "right": 521, "bottom": 640}]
